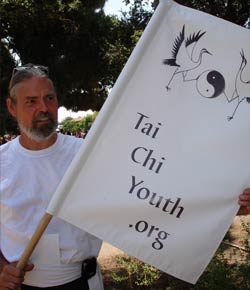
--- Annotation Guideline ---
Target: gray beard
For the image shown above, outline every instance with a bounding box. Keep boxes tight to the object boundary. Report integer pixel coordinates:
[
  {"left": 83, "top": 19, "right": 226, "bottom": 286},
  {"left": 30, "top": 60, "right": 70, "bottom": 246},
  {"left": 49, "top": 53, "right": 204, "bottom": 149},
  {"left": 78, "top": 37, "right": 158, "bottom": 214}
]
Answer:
[{"left": 18, "top": 112, "right": 58, "bottom": 142}]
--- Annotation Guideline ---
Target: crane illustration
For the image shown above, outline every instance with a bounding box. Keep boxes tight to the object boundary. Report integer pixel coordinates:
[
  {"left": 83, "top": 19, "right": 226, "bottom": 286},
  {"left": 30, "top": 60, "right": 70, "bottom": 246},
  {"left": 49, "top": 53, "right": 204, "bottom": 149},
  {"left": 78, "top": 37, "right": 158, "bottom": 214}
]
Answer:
[
  {"left": 163, "top": 25, "right": 212, "bottom": 90},
  {"left": 227, "top": 49, "right": 250, "bottom": 120},
  {"left": 179, "top": 50, "right": 250, "bottom": 121}
]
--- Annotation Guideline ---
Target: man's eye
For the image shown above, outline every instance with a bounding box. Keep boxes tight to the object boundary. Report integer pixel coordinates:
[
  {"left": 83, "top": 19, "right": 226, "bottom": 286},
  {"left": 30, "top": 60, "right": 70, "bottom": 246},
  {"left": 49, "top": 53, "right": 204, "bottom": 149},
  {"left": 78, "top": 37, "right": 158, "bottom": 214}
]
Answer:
[
  {"left": 26, "top": 99, "right": 36, "bottom": 105},
  {"left": 47, "top": 95, "right": 55, "bottom": 101}
]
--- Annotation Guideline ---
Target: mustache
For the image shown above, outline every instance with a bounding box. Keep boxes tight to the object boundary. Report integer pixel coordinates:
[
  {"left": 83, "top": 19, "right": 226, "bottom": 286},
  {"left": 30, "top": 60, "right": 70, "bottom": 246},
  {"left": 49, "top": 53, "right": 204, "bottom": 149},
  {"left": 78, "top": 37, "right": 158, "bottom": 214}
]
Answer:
[{"left": 33, "top": 112, "right": 55, "bottom": 122}]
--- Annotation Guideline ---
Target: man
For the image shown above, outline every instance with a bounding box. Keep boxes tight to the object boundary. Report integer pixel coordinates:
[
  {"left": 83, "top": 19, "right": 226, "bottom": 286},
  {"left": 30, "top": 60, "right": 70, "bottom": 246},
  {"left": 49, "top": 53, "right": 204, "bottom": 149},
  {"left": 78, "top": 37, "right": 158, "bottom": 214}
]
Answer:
[
  {"left": 0, "top": 65, "right": 103, "bottom": 290},
  {"left": 1, "top": 64, "right": 250, "bottom": 290}
]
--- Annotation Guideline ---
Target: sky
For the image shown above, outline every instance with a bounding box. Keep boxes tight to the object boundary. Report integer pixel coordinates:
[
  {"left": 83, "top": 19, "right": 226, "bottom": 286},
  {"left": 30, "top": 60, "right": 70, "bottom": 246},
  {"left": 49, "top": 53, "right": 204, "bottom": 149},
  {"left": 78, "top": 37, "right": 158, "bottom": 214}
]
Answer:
[{"left": 103, "top": 0, "right": 128, "bottom": 16}]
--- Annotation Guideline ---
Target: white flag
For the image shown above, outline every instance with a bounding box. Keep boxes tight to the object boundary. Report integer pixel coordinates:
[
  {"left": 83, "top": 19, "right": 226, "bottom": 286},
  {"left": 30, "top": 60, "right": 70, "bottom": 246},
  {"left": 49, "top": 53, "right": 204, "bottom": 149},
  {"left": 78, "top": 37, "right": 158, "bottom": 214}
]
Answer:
[{"left": 47, "top": 0, "right": 250, "bottom": 284}]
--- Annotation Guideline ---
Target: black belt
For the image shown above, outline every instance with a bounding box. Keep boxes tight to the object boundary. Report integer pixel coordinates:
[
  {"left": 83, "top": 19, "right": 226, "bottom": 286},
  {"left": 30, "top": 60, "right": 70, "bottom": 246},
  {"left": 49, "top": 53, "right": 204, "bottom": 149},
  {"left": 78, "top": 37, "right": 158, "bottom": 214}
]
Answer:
[
  {"left": 22, "top": 278, "right": 88, "bottom": 290},
  {"left": 22, "top": 257, "right": 97, "bottom": 290},
  {"left": 81, "top": 257, "right": 97, "bottom": 280}
]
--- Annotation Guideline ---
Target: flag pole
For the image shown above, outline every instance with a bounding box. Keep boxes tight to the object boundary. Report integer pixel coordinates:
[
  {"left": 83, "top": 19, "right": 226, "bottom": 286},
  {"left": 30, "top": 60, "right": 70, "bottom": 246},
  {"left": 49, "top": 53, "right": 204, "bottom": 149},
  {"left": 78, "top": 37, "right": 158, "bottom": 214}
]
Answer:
[{"left": 16, "top": 213, "right": 53, "bottom": 270}]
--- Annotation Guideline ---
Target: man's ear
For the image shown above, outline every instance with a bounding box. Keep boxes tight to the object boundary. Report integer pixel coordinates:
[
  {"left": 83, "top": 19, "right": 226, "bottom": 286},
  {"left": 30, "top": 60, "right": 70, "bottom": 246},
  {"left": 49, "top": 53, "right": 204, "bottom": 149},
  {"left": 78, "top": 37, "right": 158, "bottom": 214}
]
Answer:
[{"left": 6, "top": 97, "right": 17, "bottom": 118}]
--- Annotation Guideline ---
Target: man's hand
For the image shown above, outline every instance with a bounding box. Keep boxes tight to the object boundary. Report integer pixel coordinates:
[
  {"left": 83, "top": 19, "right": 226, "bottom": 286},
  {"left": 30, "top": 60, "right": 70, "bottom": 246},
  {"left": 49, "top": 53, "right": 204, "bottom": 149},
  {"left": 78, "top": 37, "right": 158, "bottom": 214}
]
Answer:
[
  {"left": 237, "top": 188, "right": 250, "bottom": 215},
  {"left": 0, "top": 262, "right": 34, "bottom": 290}
]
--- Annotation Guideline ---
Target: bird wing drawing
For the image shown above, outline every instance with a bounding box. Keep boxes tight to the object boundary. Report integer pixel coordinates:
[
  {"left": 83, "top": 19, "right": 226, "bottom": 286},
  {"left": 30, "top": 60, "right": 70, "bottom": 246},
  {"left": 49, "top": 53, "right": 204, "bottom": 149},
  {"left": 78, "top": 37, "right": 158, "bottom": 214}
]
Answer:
[
  {"left": 163, "top": 25, "right": 210, "bottom": 90},
  {"left": 185, "top": 29, "right": 206, "bottom": 60},
  {"left": 164, "top": 25, "right": 185, "bottom": 67}
]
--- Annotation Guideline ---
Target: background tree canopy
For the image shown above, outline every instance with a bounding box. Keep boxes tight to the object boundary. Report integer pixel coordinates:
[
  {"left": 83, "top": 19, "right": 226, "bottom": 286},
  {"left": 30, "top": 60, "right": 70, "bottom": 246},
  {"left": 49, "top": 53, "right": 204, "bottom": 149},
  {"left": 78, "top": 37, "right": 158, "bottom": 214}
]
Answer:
[{"left": 0, "top": 0, "right": 249, "bottom": 134}]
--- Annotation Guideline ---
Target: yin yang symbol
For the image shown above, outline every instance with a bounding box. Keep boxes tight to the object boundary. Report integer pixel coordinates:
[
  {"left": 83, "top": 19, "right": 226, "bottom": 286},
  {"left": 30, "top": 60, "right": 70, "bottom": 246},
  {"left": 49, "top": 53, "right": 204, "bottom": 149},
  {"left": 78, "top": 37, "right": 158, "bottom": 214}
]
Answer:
[{"left": 196, "top": 70, "right": 225, "bottom": 98}]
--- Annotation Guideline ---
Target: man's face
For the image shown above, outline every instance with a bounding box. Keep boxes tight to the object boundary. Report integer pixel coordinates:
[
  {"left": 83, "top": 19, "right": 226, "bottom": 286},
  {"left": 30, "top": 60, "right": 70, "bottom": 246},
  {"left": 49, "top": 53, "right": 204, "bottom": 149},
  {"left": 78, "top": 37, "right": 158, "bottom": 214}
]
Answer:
[{"left": 8, "top": 76, "right": 58, "bottom": 141}]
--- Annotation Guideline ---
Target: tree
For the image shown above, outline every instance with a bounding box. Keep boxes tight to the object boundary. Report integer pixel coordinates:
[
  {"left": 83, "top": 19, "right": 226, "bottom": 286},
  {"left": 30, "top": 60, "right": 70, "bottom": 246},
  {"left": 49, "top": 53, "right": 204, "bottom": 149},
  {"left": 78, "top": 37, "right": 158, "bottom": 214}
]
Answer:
[
  {"left": 0, "top": 40, "right": 18, "bottom": 135},
  {"left": 176, "top": 0, "right": 250, "bottom": 27},
  {"left": 59, "top": 117, "right": 77, "bottom": 133},
  {"left": 79, "top": 111, "right": 98, "bottom": 131},
  {"left": 0, "top": 0, "right": 118, "bottom": 133},
  {"left": 103, "top": 0, "right": 154, "bottom": 88},
  {"left": 126, "top": 0, "right": 250, "bottom": 28},
  {"left": 59, "top": 112, "right": 97, "bottom": 133},
  {"left": 0, "top": 0, "right": 113, "bottom": 112}
]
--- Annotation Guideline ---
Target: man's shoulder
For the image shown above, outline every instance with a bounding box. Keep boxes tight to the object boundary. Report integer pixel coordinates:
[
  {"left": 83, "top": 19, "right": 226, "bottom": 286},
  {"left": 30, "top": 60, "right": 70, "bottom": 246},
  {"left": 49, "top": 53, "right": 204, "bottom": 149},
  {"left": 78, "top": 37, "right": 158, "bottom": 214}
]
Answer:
[
  {"left": 0, "top": 137, "right": 18, "bottom": 153},
  {"left": 58, "top": 134, "right": 84, "bottom": 153},
  {"left": 59, "top": 133, "right": 84, "bottom": 145}
]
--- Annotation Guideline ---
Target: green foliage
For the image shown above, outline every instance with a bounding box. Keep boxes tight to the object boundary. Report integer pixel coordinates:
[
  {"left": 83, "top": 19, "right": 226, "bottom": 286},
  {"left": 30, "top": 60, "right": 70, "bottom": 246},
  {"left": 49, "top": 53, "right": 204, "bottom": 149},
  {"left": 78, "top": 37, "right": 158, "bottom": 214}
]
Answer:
[
  {"left": 112, "top": 255, "right": 161, "bottom": 289},
  {"left": 0, "top": 40, "right": 17, "bottom": 135},
  {"left": 59, "top": 117, "right": 77, "bottom": 133},
  {"left": 79, "top": 111, "right": 98, "bottom": 131},
  {"left": 135, "top": 263, "right": 161, "bottom": 287},
  {"left": 194, "top": 238, "right": 250, "bottom": 290},
  {"left": 195, "top": 249, "right": 239, "bottom": 290},
  {"left": 176, "top": 0, "right": 250, "bottom": 27},
  {"left": 125, "top": 0, "right": 250, "bottom": 27},
  {"left": 59, "top": 112, "right": 97, "bottom": 133}
]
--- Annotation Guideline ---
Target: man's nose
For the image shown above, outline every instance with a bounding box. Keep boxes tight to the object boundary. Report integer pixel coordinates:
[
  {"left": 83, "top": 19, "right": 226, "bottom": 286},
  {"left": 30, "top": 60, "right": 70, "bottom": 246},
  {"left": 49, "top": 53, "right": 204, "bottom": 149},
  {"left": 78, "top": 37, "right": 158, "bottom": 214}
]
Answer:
[{"left": 38, "top": 99, "right": 49, "bottom": 112}]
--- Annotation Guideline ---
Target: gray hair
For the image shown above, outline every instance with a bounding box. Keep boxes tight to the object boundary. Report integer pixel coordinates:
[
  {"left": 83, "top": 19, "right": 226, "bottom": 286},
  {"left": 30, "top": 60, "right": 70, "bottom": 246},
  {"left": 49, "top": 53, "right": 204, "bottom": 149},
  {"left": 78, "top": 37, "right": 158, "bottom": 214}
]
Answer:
[{"left": 9, "top": 65, "right": 52, "bottom": 102}]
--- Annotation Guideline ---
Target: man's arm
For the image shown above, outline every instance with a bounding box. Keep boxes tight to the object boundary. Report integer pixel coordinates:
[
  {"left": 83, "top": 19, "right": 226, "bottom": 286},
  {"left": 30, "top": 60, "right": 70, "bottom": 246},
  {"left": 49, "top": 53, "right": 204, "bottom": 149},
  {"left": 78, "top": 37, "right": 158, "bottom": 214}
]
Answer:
[
  {"left": 0, "top": 251, "right": 8, "bottom": 273},
  {"left": 0, "top": 250, "right": 34, "bottom": 290},
  {"left": 237, "top": 188, "right": 250, "bottom": 215}
]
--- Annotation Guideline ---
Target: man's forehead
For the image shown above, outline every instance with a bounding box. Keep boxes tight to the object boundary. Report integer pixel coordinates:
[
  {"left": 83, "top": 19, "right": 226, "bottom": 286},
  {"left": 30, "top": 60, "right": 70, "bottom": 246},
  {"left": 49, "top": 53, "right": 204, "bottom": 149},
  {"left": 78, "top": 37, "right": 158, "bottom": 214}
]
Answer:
[{"left": 15, "top": 76, "right": 56, "bottom": 96}]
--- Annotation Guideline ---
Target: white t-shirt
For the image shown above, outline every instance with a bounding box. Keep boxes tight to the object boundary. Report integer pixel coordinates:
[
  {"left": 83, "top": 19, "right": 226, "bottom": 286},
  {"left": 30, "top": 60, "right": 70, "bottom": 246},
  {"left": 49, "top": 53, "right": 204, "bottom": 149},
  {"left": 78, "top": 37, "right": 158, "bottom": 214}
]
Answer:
[{"left": 0, "top": 134, "right": 103, "bottom": 288}]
